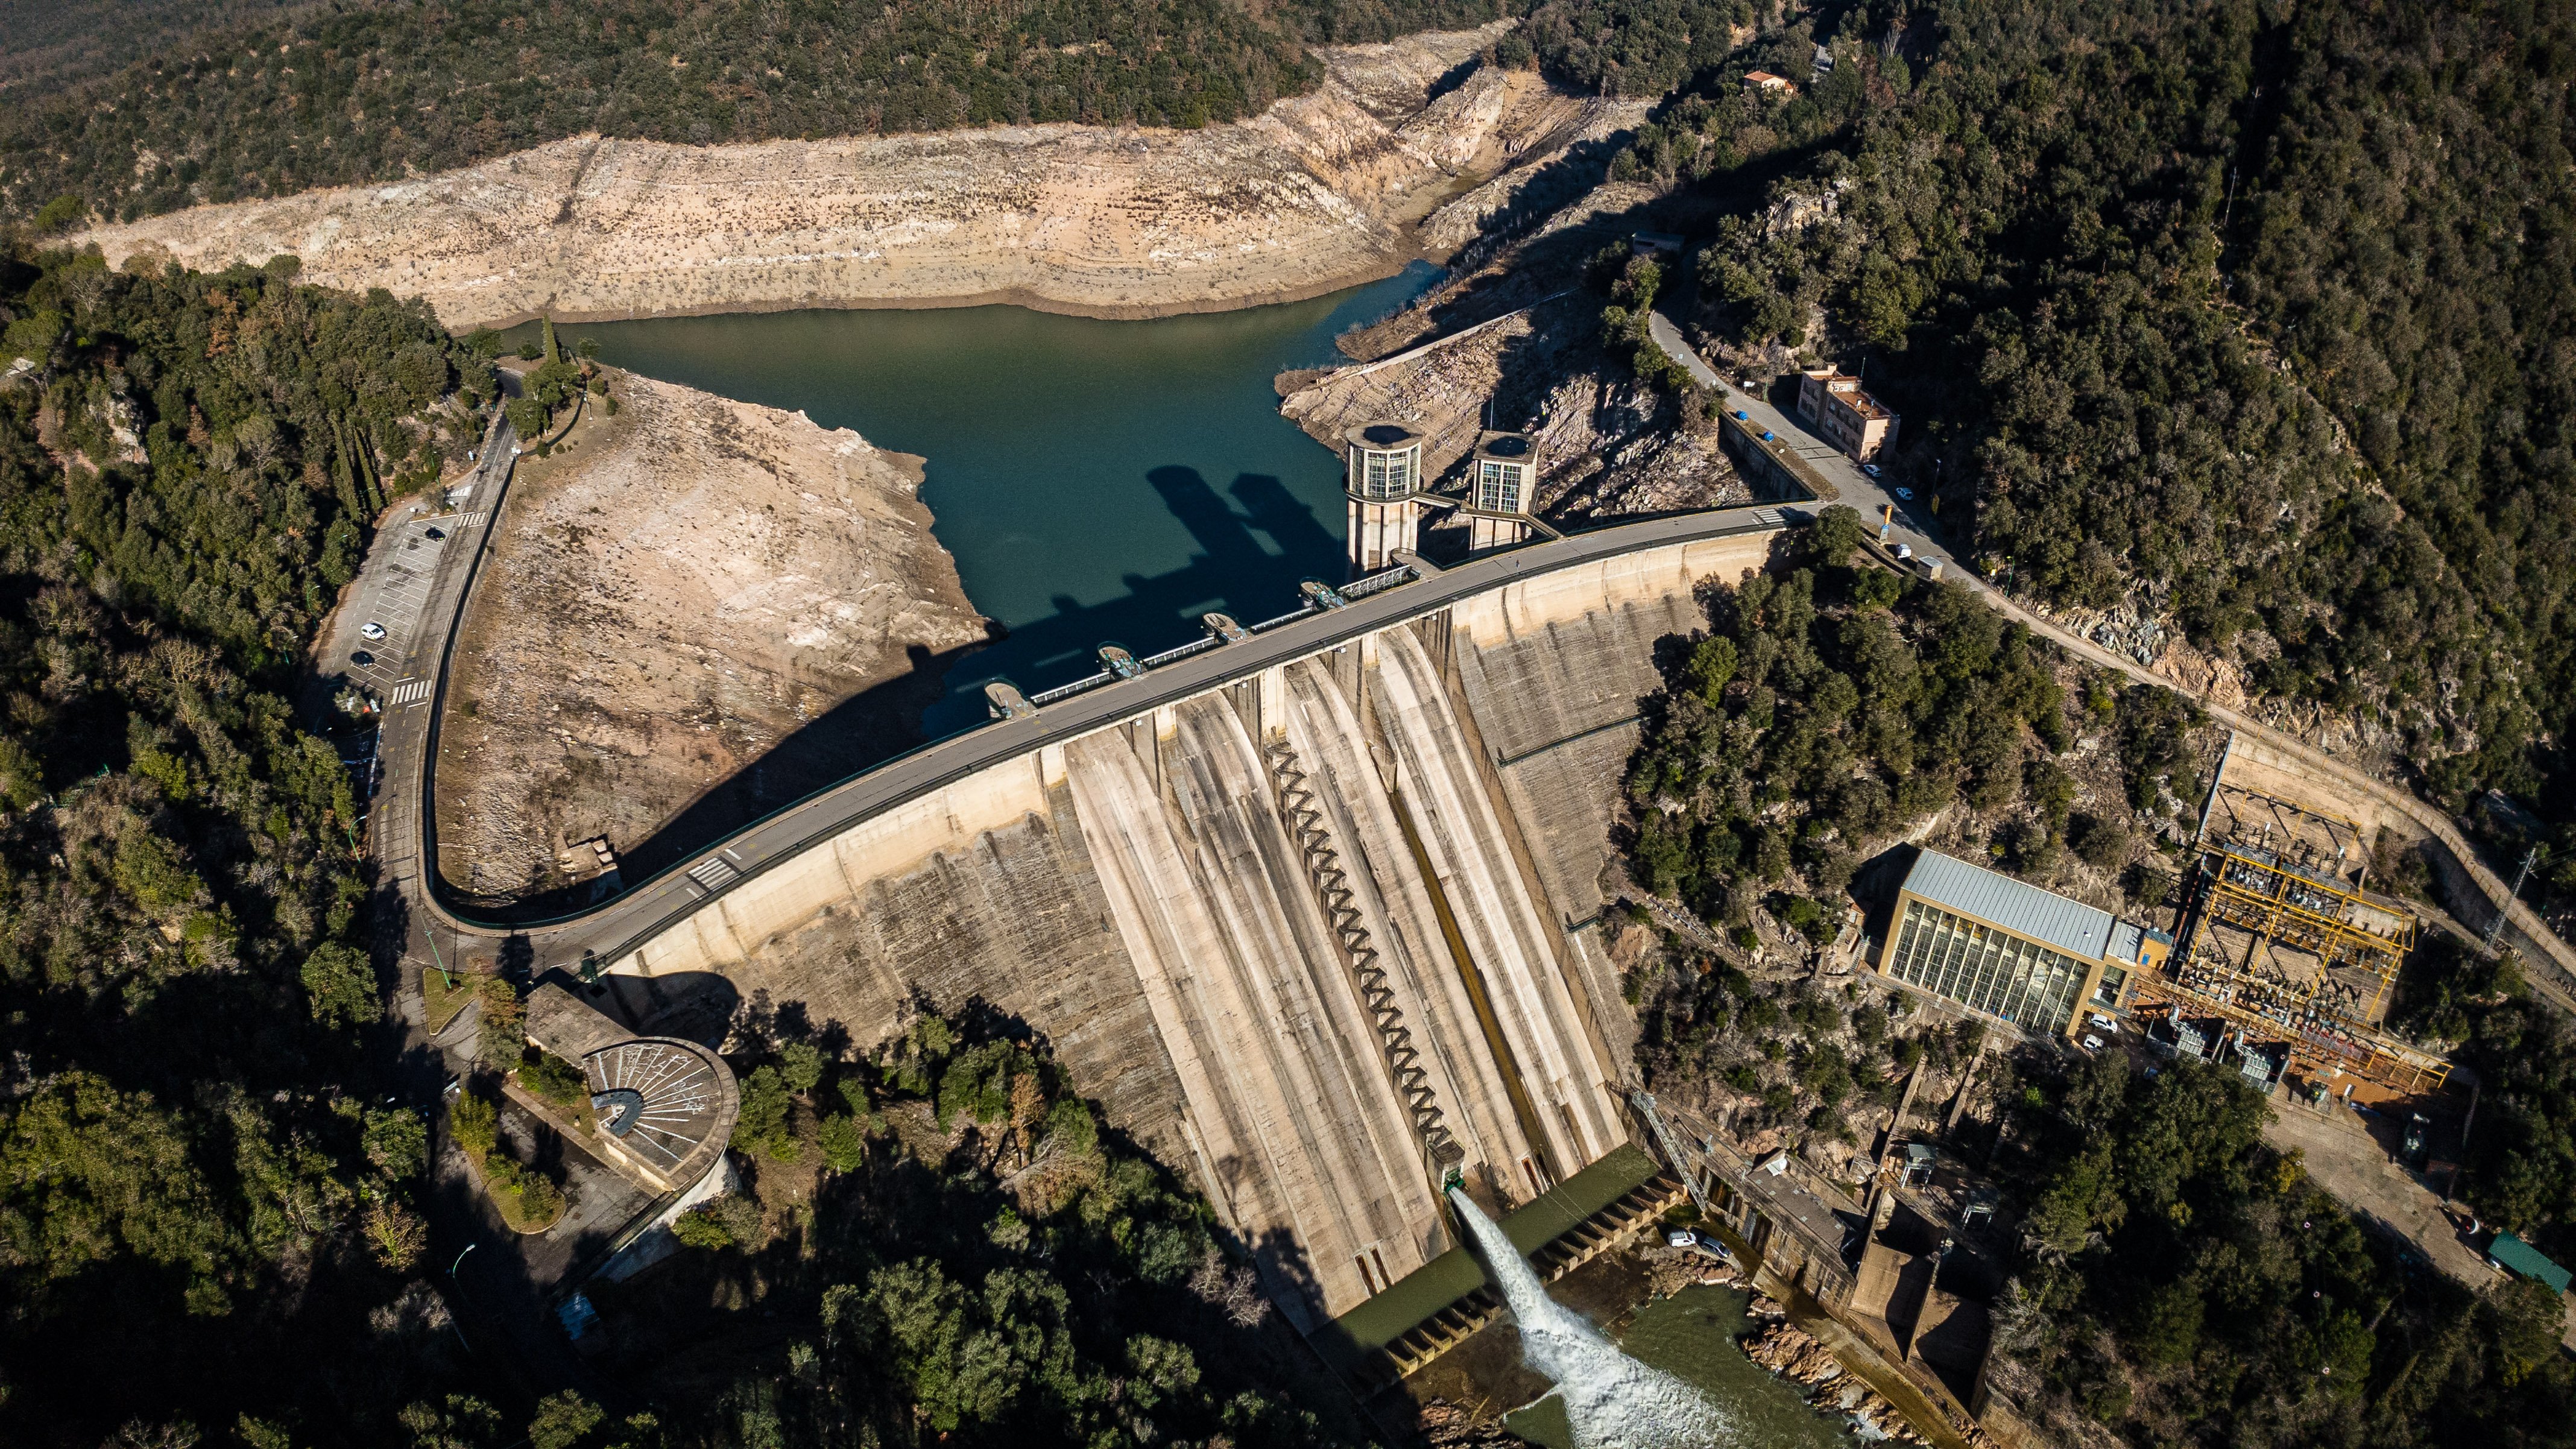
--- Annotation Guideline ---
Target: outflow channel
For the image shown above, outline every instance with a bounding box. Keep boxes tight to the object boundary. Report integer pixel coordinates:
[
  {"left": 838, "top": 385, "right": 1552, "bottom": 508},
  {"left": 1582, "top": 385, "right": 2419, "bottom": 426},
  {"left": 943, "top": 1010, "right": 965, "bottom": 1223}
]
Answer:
[{"left": 1448, "top": 1188, "right": 1732, "bottom": 1449}]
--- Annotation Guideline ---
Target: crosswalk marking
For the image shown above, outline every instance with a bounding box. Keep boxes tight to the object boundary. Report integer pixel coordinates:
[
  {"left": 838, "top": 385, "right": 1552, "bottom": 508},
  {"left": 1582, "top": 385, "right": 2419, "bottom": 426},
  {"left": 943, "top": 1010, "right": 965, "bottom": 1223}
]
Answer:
[
  {"left": 458, "top": 511, "right": 489, "bottom": 526},
  {"left": 390, "top": 678, "right": 434, "bottom": 706},
  {"left": 687, "top": 856, "right": 740, "bottom": 891}
]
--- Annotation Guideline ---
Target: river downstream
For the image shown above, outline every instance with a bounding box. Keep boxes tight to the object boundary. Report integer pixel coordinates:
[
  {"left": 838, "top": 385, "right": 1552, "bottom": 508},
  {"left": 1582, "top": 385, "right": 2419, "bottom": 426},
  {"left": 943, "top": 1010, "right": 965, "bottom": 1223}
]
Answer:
[{"left": 516, "top": 264, "right": 1438, "bottom": 735}]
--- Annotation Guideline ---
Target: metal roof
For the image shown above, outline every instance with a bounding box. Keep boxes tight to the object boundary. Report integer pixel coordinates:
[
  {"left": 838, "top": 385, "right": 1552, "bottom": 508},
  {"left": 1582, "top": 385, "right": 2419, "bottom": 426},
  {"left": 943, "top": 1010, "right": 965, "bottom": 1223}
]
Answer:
[
  {"left": 2490, "top": 1231, "right": 2573, "bottom": 1293},
  {"left": 2107, "top": 921, "right": 2144, "bottom": 965},
  {"left": 1902, "top": 848, "right": 2117, "bottom": 962}
]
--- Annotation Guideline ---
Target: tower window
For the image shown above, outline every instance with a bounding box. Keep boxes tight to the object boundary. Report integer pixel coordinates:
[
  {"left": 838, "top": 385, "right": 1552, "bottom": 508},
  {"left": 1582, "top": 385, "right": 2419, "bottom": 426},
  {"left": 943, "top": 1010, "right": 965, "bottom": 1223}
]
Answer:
[{"left": 1365, "top": 453, "right": 1387, "bottom": 497}]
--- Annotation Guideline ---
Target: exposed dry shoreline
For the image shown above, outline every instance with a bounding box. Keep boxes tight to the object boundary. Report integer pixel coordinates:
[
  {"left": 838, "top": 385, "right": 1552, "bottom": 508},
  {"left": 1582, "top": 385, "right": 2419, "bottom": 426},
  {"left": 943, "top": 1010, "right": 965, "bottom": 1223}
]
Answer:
[
  {"left": 82, "top": 25, "right": 1615, "bottom": 331},
  {"left": 434, "top": 370, "right": 989, "bottom": 905}
]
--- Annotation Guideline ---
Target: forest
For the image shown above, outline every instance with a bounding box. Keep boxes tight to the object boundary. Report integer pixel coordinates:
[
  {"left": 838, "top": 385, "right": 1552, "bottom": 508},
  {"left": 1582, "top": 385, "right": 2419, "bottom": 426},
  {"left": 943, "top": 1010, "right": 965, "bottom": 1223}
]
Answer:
[
  {"left": 0, "top": 245, "right": 490, "bottom": 1441},
  {"left": 572, "top": 1007, "right": 1360, "bottom": 1449},
  {"left": 1638, "top": 0, "right": 2574, "bottom": 832},
  {"left": 1624, "top": 508, "right": 2203, "bottom": 938},
  {"left": 1992, "top": 1046, "right": 2574, "bottom": 1447},
  {"left": 0, "top": 0, "right": 1508, "bottom": 225}
]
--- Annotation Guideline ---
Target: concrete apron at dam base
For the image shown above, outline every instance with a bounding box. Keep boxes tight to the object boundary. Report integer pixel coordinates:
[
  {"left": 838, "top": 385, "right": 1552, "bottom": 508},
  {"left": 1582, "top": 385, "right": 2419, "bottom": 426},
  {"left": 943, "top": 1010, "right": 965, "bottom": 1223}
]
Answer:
[{"left": 598, "top": 525, "right": 1781, "bottom": 1336}]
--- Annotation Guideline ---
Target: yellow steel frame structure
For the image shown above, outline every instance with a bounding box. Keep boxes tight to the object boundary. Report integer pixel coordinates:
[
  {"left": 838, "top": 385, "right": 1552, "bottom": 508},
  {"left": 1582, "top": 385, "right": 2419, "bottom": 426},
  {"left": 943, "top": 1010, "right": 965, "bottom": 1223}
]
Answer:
[
  {"left": 2133, "top": 832, "right": 2445, "bottom": 1096},
  {"left": 2202, "top": 845, "right": 2411, "bottom": 1022},
  {"left": 2126, "top": 967, "right": 2449, "bottom": 1096}
]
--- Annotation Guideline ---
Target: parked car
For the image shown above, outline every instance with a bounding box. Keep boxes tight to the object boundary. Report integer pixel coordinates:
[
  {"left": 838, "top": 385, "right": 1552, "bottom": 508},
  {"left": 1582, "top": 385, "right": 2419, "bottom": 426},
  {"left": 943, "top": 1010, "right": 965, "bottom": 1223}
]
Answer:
[
  {"left": 1664, "top": 1227, "right": 1698, "bottom": 1249},
  {"left": 425, "top": 526, "right": 446, "bottom": 540},
  {"left": 1892, "top": 486, "right": 1915, "bottom": 500},
  {"left": 1863, "top": 463, "right": 1883, "bottom": 478},
  {"left": 359, "top": 622, "right": 387, "bottom": 640},
  {"left": 1895, "top": 544, "right": 1914, "bottom": 561},
  {"left": 2081, "top": 1034, "right": 2106, "bottom": 1052},
  {"left": 2087, "top": 1012, "right": 2120, "bottom": 1035}
]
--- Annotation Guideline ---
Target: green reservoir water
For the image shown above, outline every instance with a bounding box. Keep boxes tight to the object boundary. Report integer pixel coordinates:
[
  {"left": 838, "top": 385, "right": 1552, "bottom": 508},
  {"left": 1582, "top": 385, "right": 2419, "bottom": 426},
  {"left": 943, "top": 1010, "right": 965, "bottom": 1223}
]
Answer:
[
  {"left": 517, "top": 265, "right": 1438, "bottom": 737},
  {"left": 1503, "top": 1286, "right": 1863, "bottom": 1448}
]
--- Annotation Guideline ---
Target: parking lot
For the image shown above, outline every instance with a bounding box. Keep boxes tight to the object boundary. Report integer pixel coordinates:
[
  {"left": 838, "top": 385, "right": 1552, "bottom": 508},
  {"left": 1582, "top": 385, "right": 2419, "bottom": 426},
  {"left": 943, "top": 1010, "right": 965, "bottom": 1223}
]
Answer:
[{"left": 324, "top": 508, "right": 483, "bottom": 707}]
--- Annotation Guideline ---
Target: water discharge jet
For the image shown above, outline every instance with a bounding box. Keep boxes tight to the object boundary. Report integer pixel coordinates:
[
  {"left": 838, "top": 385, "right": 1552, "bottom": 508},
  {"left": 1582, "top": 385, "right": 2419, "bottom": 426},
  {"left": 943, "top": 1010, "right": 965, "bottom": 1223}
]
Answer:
[{"left": 1447, "top": 1185, "right": 1735, "bottom": 1449}]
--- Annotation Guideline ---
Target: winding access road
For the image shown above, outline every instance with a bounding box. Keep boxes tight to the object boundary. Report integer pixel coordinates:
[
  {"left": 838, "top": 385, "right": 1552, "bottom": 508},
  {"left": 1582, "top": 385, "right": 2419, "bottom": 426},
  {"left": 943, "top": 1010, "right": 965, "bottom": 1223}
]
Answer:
[{"left": 1645, "top": 310, "right": 2576, "bottom": 1003}]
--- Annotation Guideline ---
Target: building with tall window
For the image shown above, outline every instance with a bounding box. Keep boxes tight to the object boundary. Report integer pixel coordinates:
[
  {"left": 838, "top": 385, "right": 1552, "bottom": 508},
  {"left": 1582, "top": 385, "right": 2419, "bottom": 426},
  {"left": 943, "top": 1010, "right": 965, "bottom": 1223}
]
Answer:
[
  {"left": 1875, "top": 849, "right": 2168, "bottom": 1038},
  {"left": 1343, "top": 421, "right": 1425, "bottom": 576},
  {"left": 1462, "top": 430, "right": 1538, "bottom": 551}
]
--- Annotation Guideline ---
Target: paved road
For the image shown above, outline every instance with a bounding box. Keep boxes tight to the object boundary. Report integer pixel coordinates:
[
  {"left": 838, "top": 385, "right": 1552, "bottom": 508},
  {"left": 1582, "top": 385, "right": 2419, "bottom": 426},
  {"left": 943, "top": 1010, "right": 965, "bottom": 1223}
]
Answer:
[
  {"left": 1646, "top": 310, "right": 2576, "bottom": 1002},
  {"left": 397, "top": 499, "right": 1799, "bottom": 976}
]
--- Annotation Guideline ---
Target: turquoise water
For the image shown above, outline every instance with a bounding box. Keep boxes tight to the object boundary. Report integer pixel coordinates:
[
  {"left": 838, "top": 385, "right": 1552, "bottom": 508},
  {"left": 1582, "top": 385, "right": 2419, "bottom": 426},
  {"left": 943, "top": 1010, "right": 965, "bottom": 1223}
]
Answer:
[
  {"left": 515, "top": 265, "right": 1438, "bottom": 736},
  {"left": 1503, "top": 1286, "right": 1860, "bottom": 1448}
]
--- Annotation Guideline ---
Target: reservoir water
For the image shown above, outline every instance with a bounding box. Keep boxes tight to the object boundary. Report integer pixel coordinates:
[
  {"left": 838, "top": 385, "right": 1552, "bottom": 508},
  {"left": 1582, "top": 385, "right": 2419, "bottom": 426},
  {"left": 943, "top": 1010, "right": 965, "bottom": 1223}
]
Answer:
[{"left": 521, "top": 265, "right": 1438, "bottom": 736}]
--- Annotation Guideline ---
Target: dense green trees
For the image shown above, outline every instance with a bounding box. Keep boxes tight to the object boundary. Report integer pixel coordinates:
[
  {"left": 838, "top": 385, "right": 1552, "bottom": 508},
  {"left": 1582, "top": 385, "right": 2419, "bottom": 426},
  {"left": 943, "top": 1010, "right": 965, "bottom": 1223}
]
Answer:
[
  {"left": 2392, "top": 935, "right": 2576, "bottom": 1264},
  {"left": 624, "top": 1008, "right": 1356, "bottom": 1448},
  {"left": 0, "top": 0, "right": 1511, "bottom": 225},
  {"left": 1648, "top": 0, "right": 2573, "bottom": 815},
  {"left": 1997, "top": 1047, "right": 2575, "bottom": 1446},
  {"left": 1624, "top": 514, "right": 2197, "bottom": 928},
  {"left": 0, "top": 243, "right": 479, "bottom": 1443}
]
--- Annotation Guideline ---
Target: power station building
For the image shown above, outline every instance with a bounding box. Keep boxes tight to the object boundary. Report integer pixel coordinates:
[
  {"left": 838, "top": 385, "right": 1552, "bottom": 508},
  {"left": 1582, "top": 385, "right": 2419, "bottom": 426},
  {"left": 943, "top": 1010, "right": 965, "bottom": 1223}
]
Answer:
[
  {"left": 1343, "top": 421, "right": 1425, "bottom": 576},
  {"left": 1876, "top": 849, "right": 2168, "bottom": 1038},
  {"left": 1462, "top": 431, "right": 1539, "bottom": 551}
]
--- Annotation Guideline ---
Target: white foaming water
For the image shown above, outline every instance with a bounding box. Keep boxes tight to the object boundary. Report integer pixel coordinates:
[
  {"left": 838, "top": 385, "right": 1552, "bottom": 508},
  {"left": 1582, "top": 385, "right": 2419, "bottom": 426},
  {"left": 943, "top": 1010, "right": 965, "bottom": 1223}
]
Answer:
[{"left": 1449, "top": 1187, "right": 1736, "bottom": 1449}]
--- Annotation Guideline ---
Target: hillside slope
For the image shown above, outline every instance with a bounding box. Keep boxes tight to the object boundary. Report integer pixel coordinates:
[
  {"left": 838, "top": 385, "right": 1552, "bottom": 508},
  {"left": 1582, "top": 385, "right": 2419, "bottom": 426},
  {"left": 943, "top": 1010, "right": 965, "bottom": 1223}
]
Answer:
[{"left": 77, "top": 28, "right": 1610, "bottom": 327}]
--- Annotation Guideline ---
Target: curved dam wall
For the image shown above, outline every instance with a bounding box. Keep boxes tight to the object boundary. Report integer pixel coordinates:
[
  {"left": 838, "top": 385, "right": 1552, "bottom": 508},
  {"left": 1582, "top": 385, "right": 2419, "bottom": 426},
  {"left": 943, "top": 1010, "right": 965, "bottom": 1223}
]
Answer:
[{"left": 605, "top": 529, "right": 1777, "bottom": 1325}]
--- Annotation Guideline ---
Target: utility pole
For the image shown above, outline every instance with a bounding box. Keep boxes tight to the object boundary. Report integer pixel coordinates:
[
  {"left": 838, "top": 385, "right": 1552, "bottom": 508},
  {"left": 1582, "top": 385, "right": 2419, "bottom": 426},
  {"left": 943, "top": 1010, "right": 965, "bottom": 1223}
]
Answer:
[{"left": 2483, "top": 845, "right": 2540, "bottom": 953}]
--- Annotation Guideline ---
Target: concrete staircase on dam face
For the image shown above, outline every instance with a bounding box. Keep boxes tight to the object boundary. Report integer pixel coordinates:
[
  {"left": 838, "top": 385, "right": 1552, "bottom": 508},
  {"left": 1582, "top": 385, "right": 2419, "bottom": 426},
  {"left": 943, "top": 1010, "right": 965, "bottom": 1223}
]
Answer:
[{"left": 608, "top": 530, "right": 1779, "bottom": 1329}]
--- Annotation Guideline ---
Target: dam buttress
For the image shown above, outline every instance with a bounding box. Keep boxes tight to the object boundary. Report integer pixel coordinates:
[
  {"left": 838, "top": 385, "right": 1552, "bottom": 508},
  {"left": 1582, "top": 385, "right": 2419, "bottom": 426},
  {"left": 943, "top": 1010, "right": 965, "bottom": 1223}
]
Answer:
[{"left": 605, "top": 529, "right": 1778, "bottom": 1326}]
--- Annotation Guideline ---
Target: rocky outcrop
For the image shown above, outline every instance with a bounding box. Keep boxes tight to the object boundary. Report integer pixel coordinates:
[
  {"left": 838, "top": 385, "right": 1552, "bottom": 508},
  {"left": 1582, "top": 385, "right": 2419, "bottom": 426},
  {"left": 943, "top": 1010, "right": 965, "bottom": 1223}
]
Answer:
[
  {"left": 1741, "top": 1298, "right": 1931, "bottom": 1445},
  {"left": 1278, "top": 293, "right": 1749, "bottom": 523},
  {"left": 80, "top": 27, "right": 1602, "bottom": 330},
  {"left": 434, "top": 371, "right": 988, "bottom": 903}
]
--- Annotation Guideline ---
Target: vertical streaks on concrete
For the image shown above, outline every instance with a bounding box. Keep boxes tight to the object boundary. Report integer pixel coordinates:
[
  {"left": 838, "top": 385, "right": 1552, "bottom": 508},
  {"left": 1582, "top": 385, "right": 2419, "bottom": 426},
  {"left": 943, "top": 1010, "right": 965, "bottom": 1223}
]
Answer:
[
  {"left": 1063, "top": 699, "right": 1436, "bottom": 1325},
  {"left": 1368, "top": 628, "right": 1628, "bottom": 1181}
]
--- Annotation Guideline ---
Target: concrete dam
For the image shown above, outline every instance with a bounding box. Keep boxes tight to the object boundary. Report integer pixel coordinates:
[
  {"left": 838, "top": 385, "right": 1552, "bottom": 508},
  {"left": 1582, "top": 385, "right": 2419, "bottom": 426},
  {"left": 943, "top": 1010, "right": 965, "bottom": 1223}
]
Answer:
[{"left": 600, "top": 526, "right": 1779, "bottom": 1327}]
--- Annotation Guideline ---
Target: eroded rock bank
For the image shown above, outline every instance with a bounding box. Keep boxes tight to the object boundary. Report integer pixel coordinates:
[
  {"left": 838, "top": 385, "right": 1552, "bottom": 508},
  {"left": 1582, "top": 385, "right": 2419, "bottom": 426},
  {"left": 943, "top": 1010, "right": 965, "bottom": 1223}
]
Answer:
[
  {"left": 81, "top": 27, "right": 1616, "bottom": 330},
  {"left": 434, "top": 371, "right": 988, "bottom": 905},
  {"left": 1280, "top": 292, "right": 1750, "bottom": 523}
]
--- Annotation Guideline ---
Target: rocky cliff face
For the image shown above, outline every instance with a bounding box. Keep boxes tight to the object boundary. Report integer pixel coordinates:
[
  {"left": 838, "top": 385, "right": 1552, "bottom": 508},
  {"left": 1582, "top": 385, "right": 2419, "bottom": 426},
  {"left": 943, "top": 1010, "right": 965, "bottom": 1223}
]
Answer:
[
  {"left": 434, "top": 371, "right": 988, "bottom": 904},
  {"left": 80, "top": 27, "right": 1603, "bottom": 329},
  {"left": 1278, "top": 294, "right": 1750, "bottom": 522}
]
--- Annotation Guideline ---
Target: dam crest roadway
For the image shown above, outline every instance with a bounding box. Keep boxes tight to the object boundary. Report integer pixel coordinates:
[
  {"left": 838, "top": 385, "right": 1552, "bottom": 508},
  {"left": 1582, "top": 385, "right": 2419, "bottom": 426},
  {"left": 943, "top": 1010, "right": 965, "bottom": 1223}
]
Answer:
[{"left": 375, "top": 453, "right": 1793, "bottom": 1324}]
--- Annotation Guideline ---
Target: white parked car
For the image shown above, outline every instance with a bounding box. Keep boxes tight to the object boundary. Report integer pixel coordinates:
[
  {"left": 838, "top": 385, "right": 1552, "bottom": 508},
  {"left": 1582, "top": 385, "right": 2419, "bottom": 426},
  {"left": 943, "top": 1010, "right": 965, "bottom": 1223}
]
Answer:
[
  {"left": 2081, "top": 1034, "right": 2106, "bottom": 1052},
  {"left": 359, "top": 622, "right": 387, "bottom": 641},
  {"left": 2087, "top": 1012, "right": 2120, "bottom": 1035},
  {"left": 1664, "top": 1227, "right": 1699, "bottom": 1249},
  {"left": 1895, "top": 544, "right": 1915, "bottom": 561}
]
